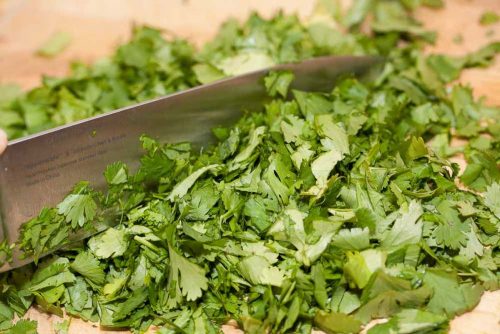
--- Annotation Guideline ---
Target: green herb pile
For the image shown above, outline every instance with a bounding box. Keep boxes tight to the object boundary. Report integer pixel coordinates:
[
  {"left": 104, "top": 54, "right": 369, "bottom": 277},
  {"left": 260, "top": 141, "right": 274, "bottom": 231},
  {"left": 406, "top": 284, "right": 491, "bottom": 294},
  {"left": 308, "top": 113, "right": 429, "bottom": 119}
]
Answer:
[{"left": 1, "top": 1, "right": 500, "bottom": 334}]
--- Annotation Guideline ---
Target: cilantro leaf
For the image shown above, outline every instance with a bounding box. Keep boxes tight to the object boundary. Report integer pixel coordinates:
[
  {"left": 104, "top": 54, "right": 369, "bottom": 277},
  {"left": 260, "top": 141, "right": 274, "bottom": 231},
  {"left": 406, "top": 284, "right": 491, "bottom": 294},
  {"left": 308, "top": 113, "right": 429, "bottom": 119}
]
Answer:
[
  {"left": 70, "top": 251, "right": 105, "bottom": 285},
  {"left": 112, "top": 287, "right": 148, "bottom": 321},
  {"left": 167, "top": 244, "right": 208, "bottom": 303},
  {"left": 264, "top": 71, "right": 294, "bottom": 98},
  {"left": 87, "top": 228, "right": 128, "bottom": 259},
  {"left": 56, "top": 182, "right": 97, "bottom": 228},
  {"left": 37, "top": 31, "right": 72, "bottom": 58},
  {"left": 53, "top": 319, "right": 70, "bottom": 334},
  {"left": 381, "top": 201, "right": 423, "bottom": 249},
  {"left": 238, "top": 255, "right": 286, "bottom": 287},
  {"left": 168, "top": 165, "right": 220, "bottom": 201},
  {"left": 104, "top": 162, "right": 128, "bottom": 185},
  {"left": 332, "top": 228, "right": 370, "bottom": 251},
  {"left": 484, "top": 182, "right": 500, "bottom": 219},
  {"left": 5, "top": 319, "right": 38, "bottom": 334},
  {"left": 423, "top": 269, "right": 481, "bottom": 316},
  {"left": 314, "top": 310, "right": 362, "bottom": 334}
]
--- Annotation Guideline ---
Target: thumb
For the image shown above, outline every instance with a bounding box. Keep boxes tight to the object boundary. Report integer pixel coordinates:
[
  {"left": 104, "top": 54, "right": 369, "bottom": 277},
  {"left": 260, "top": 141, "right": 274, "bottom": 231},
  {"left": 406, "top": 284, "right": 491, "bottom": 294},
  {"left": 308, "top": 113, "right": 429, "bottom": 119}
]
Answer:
[{"left": 0, "top": 129, "right": 7, "bottom": 155}]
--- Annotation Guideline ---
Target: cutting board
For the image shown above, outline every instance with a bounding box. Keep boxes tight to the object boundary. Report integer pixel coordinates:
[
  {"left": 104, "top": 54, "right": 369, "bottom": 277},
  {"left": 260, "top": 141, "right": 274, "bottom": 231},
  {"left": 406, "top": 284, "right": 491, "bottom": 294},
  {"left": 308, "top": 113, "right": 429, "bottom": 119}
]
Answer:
[{"left": 0, "top": 0, "right": 499, "bottom": 333}]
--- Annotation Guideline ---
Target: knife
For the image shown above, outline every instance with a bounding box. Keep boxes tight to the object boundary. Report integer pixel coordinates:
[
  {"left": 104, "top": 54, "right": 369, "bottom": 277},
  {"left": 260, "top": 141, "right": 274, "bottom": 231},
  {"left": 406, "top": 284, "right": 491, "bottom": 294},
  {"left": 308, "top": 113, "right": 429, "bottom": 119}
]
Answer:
[{"left": 0, "top": 55, "right": 383, "bottom": 271}]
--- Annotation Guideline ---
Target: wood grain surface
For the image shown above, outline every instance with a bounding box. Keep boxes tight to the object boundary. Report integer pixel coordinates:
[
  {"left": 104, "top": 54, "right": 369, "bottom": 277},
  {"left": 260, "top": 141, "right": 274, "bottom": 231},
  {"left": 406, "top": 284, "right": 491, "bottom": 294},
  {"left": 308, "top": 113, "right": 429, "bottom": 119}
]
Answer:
[{"left": 0, "top": 0, "right": 499, "bottom": 333}]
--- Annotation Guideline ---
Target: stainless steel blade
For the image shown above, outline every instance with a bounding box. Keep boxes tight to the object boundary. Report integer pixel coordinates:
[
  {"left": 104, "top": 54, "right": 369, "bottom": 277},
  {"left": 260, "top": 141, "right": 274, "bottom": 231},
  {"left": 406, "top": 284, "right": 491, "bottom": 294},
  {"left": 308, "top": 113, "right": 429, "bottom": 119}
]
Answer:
[{"left": 0, "top": 55, "right": 383, "bottom": 271}]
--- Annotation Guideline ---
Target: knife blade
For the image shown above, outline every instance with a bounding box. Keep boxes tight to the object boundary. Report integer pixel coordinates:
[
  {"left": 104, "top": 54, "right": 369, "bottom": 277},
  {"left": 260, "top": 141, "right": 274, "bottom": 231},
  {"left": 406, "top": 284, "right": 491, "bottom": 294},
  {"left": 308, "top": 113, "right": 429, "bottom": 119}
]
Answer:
[{"left": 0, "top": 55, "right": 383, "bottom": 271}]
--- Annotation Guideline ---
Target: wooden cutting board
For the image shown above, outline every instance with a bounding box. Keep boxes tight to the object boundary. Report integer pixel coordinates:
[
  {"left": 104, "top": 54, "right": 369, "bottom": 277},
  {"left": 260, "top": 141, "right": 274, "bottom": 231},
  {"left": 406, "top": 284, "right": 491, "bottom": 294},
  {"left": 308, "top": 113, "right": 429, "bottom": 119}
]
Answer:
[{"left": 0, "top": 0, "right": 499, "bottom": 333}]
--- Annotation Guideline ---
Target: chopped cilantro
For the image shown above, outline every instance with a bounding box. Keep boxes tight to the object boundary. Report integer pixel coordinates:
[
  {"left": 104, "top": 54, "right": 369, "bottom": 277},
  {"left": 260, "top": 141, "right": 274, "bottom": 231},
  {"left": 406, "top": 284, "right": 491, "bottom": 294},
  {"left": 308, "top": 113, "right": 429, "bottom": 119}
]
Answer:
[{"left": 0, "top": 1, "right": 499, "bottom": 333}]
